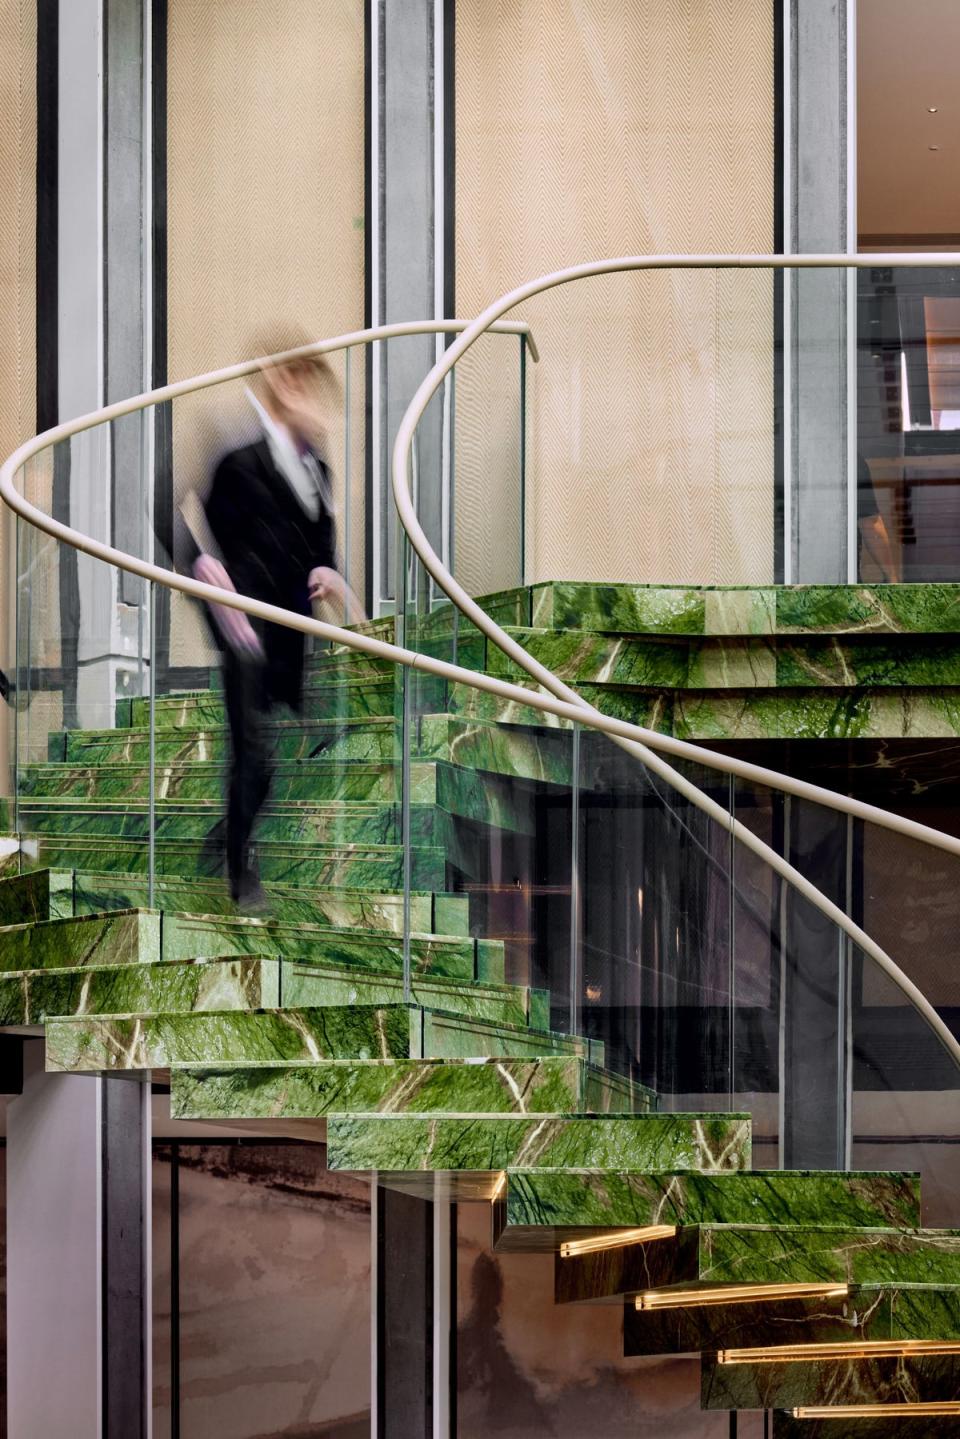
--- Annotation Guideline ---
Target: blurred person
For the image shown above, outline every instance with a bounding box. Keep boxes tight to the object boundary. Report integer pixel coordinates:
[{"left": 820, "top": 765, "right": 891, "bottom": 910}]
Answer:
[{"left": 178, "top": 330, "right": 364, "bottom": 910}]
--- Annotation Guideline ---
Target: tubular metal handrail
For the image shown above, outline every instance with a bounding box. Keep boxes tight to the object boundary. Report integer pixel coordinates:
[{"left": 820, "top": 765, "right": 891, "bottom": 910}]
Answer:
[{"left": 1, "top": 287, "right": 960, "bottom": 1071}]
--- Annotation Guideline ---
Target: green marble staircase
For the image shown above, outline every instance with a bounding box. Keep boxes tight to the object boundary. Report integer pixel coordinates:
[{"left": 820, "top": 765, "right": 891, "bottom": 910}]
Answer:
[{"left": 5, "top": 581, "right": 960, "bottom": 1433}]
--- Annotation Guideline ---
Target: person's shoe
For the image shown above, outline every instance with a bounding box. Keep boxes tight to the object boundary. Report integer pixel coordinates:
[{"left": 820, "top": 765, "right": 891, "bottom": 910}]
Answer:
[{"left": 232, "top": 875, "right": 271, "bottom": 915}]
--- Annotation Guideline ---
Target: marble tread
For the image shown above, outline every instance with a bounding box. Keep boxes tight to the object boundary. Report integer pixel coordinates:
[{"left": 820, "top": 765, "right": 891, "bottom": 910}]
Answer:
[
  {"left": 169, "top": 1056, "right": 647, "bottom": 1121},
  {"left": 492, "top": 1169, "right": 922, "bottom": 1251},
  {"left": 326, "top": 1112, "right": 752, "bottom": 1199},
  {"left": 702, "top": 1351, "right": 960, "bottom": 1412},
  {"left": 557, "top": 1224, "right": 960, "bottom": 1305},
  {"left": 624, "top": 1284, "right": 960, "bottom": 1357},
  {"left": 0, "top": 908, "right": 159, "bottom": 972}
]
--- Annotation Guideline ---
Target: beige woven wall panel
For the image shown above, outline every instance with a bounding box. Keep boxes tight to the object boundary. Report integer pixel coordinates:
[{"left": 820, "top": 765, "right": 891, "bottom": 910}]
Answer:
[
  {"left": 167, "top": 0, "right": 365, "bottom": 663},
  {"left": 0, "top": 0, "right": 36, "bottom": 788},
  {"left": 456, "top": 0, "right": 774, "bottom": 587}
]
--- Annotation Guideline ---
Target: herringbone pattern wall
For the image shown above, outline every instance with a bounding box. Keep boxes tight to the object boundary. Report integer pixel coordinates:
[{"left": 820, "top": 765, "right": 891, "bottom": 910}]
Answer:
[
  {"left": 0, "top": 0, "right": 36, "bottom": 784},
  {"left": 456, "top": 0, "right": 775, "bottom": 586},
  {"left": 166, "top": 0, "right": 365, "bottom": 661}
]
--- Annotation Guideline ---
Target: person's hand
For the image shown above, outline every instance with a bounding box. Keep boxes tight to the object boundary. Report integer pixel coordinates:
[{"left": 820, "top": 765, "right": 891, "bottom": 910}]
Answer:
[
  {"left": 192, "top": 554, "right": 264, "bottom": 659},
  {"left": 307, "top": 566, "right": 345, "bottom": 603}
]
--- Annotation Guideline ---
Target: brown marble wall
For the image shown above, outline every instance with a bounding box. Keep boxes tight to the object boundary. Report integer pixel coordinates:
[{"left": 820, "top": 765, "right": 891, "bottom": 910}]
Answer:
[{"left": 153, "top": 1144, "right": 370, "bottom": 1438}]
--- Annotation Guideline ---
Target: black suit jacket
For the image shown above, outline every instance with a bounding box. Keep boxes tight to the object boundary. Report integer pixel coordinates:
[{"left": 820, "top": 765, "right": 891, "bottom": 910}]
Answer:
[{"left": 183, "top": 439, "right": 338, "bottom": 709}]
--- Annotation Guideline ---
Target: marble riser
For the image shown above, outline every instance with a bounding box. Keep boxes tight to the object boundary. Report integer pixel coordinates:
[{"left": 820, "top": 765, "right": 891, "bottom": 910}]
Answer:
[
  {"left": 556, "top": 1224, "right": 960, "bottom": 1306},
  {"left": 703, "top": 1352, "right": 960, "bottom": 1411},
  {"left": 6, "top": 835, "right": 446, "bottom": 890},
  {"left": 625, "top": 1284, "right": 960, "bottom": 1356},
  {"left": 772, "top": 1411, "right": 960, "bottom": 1437},
  {"left": 17, "top": 759, "right": 428, "bottom": 805},
  {"left": 0, "top": 867, "right": 469, "bottom": 936},
  {"left": 491, "top": 1169, "right": 921, "bottom": 1251},
  {"left": 163, "top": 912, "right": 504, "bottom": 984},
  {"left": 54, "top": 718, "right": 396, "bottom": 766},
  {"left": 0, "top": 908, "right": 159, "bottom": 973},
  {"left": 326, "top": 1112, "right": 751, "bottom": 1195},
  {"left": 168, "top": 1055, "right": 644, "bottom": 1122},
  {"left": 44, "top": 1002, "right": 592, "bottom": 1072}
]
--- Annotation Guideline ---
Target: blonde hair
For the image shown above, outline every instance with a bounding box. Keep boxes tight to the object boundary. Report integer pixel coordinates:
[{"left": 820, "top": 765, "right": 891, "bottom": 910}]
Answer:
[{"left": 249, "top": 322, "right": 341, "bottom": 397}]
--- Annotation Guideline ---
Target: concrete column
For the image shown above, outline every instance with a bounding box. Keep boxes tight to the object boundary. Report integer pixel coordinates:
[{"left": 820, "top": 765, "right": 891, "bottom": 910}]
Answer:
[
  {"left": 781, "top": 799, "right": 850, "bottom": 1170},
  {"left": 59, "top": 0, "right": 149, "bottom": 731},
  {"left": 788, "top": 0, "right": 853, "bottom": 582},
  {"left": 374, "top": 0, "right": 450, "bottom": 614},
  {"left": 7, "top": 1045, "right": 152, "bottom": 1439}
]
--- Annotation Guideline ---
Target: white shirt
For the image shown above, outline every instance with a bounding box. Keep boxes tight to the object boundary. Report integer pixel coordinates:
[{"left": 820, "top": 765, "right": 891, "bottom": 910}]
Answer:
[{"left": 246, "top": 389, "right": 333, "bottom": 522}]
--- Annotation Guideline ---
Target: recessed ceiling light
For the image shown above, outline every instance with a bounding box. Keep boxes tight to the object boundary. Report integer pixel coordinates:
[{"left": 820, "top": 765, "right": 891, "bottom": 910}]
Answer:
[
  {"left": 929, "top": 106, "right": 939, "bottom": 113},
  {"left": 930, "top": 145, "right": 941, "bottom": 151}
]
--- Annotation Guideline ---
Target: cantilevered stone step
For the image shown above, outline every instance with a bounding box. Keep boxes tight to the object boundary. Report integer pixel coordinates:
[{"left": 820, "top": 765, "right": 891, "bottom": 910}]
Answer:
[
  {"left": 9, "top": 834, "right": 445, "bottom": 891},
  {"left": 17, "top": 759, "right": 429, "bottom": 805},
  {"left": 0, "top": 956, "right": 283, "bottom": 1027},
  {"left": 556, "top": 1224, "right": 960, "bottom": 1305},
  {"left": 44, "top": 1003, "right": 599, "bottom": 1072},
  {"left": 773, "top": 1411, "right": 960, "bottom": 1438},
  {"left": 52, "top": 715, "right": 396, "bottom": 765},
  {"left": 0, "top": 868, "right": 74, "bottom": 925},
  {"left": 625, "top": 1283, "right": 960, "bottom": 1358},
  {"left": 67, "top": 871, "right": 469, "bottom": 936},
  {"left": 162, "top": 911, "right": 505, "bottom": 983},
  {"left": 702, "top": 1350, "right": 960, "bottom": 1413},
  {"left": 415, "top": 713, "right": 575, "bottom": 785},
  {"left": 491, "top": 1169, "right": 922, "bottom": 1252},
  {"left": 169, "top": 1056, "right": 647, "bottom": 1122},
  {"left": 0, "top": 909, "right": 159, "bottom": 972},
  {"left": 326, "top": 1112, "right": 751, "bottom": 1201},
  {"left": 128, "top": 674, "right": 404, "bottom": 726}
]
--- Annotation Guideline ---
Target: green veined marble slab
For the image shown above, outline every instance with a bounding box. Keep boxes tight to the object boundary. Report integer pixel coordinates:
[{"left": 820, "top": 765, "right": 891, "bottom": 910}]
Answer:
[
  {"left": 131, "top": 676, "right": 401, "bottom": 727},
  {"left": 415, "top": 714, "right": 576, "bottom": 785},
  {"left": 773, "top": 1412, "right": 960, "bottom": 1438},
  {"left": 169, "top": 1056, "right": 646, "bottom": 1121},
  {"left": 492, "top": 1170, "right": 922, "bottom": 1252},
  {"left": 45, "top": 1003, "right": 425, "bottom": 1071},
  {"left": 44, "top": 1003, "right": 588, "bottom": 1073},
  {"left": 17, "top": 759, "right": 430, "bottom": 806},
  {"left": 12, "top": 834, "right": 445, "bottom": 891},
  {"left": 0, "top": 869, "right": 74, "bottom": 925},
  {"left": 556, "top": 1225, "right": 960, "bottom": 1306},
  {"left": 279, "top": 959, "right": 544, "bottom": 1029},
  {"left": 162, "top": 911, "right": 503, "bottom": 984},
  {"left": 68, "top": 872, "right": 468, "bottom": 936},
  {"left": 625, "top": 1284, "right": 960, "bottom": 1357},
  {"left": 702, "top": 1352, "right": 960, "bottom": 1412},
  {"left": 0, "top": 909, "right": 159, "bottom": 973},
  {"left": 55, "top": 715, "right": 397, "bottom": 766},
  {"left": 0, "top": 955, "right": 282, "bottom": 1026},
  {"left": 327, "top": 1112, "right": 751, "bottom": 1200}
]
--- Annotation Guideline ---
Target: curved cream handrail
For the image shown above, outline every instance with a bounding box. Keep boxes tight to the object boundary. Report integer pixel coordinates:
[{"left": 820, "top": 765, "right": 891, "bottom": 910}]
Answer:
[{"left": 1, "top": 293, "right": 959, "bottom": 1071}]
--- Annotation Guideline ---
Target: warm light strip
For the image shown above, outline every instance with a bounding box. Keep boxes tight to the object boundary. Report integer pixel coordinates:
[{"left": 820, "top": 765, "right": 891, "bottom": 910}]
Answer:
[
  {"left": 720, "top": 1338, "right": 960, "bottom": 1365},
  {"left": 793, "top": 1402, "right": 960, "bottom": 1419},
  {"left": 489, "top": 1172, "right": 507, "bottom": 1203},
  {"left": 560, "top": 1226, "right": 677, "bottom": 1259},
  {"left": 635, "top": 1283, "right": 848, "bottom": 1312}
]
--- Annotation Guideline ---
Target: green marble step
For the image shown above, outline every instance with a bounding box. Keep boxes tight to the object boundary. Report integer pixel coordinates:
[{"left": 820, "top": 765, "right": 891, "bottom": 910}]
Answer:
[
  {"left": 325, "top": 1112, "right": 752, "bottom": 1201},
  {"left": 169, "top": 1055, "right": 646, "bottom": 1122},
  {"left": 415, "top": 713, "right": 575, "bottom": 785},
  {"left": 625, "top": 1283, "right": 960, "bottom": 1357},
  {"left": 773, "top": 1413, "right": 960, "bottom": 1438},
  {"left": 0, "top": 868, "right": 74, "bottom": 925},
  {"left": 162, "top": 911, "right": 504, "bottom": 983},
  {"left": 44, "top": 1002, "right": 600, "bottom": 1073},
  {"left": 530, "top": 581, "right": 960, "bottom": 637},
  {"left": 64, "top": 870, "right": 469, "bottom": 936},
  {"left": 0, "top": 909, "right": 159, "bottom": 973},
  {"left": 52, "top": 715, "right": 397, "bottom": 765},
  {"left": 556, "top": 1224, "right": 960, "bottom": 1306},
  {"left": 491, "top": 1169, "right": 922, "bottom": 1252},
  {"left": 0, "top": 955, "right": 284, "bottom": 1026},
  {"left": 129, "top": 675, "right": 405, "bottom": 726},
  {"left": 703, "top": 1351, "right": 960, "bottom": 1413},
  {"left": 7, "top": 833, "right": 445, "bottom": 890},
  {"left": 17, "top": 759, "right": 422, "bottom": 805}
]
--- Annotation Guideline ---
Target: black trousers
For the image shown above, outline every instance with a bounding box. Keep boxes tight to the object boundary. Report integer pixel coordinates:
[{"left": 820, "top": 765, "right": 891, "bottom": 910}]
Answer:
[{"left": 221, "top": 652, "right": 273, "bottom": 897}]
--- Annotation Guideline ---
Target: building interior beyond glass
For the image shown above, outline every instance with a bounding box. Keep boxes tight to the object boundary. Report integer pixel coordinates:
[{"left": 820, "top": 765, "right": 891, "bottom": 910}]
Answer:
[{"left": 4, "top": 2, "right": 960, "bottom": 1437}]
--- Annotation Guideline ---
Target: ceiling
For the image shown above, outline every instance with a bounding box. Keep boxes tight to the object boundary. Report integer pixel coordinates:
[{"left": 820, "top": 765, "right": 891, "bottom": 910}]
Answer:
[{"left": 858, "top": 0, "right": 960, "bottom": 241}]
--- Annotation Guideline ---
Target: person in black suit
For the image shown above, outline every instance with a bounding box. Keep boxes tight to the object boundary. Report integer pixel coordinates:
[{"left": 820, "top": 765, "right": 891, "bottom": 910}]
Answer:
[{"left": 182, "top": 338, "right": 362, "bottom": 909}]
